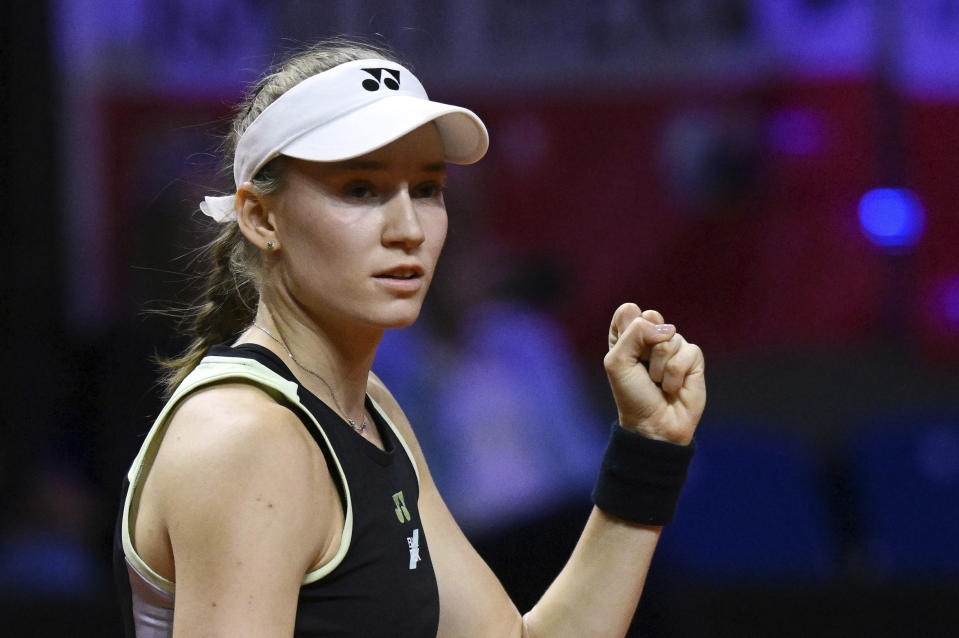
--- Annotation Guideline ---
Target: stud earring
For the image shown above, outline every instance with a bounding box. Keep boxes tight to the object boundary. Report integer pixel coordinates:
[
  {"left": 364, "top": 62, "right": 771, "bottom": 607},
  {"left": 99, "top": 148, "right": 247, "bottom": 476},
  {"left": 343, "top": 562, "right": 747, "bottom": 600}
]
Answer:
[{"left": 266, "top": 241, "right": 276, "bottom": 250}]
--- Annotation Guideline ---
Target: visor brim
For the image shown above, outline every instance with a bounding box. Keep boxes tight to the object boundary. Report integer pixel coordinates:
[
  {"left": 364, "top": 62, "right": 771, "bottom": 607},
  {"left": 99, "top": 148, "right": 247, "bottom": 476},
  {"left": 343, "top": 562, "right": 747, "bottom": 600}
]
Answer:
[{"left": 280, "top": 95, "right": 488, "bottom": 165}]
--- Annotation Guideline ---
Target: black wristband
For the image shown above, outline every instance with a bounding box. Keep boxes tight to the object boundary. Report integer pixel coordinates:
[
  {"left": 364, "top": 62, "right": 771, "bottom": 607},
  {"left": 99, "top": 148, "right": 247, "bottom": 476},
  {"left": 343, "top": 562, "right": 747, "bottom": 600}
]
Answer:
[{"left": 591, "top": 422, "right": 695, "bottom": 525}]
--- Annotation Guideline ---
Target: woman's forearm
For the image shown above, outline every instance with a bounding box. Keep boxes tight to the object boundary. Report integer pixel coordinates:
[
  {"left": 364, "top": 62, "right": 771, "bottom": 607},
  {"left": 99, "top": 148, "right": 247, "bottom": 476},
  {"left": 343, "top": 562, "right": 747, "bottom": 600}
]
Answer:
[{"left": 522, "top": 508, "right": 662, "bottom": 638}]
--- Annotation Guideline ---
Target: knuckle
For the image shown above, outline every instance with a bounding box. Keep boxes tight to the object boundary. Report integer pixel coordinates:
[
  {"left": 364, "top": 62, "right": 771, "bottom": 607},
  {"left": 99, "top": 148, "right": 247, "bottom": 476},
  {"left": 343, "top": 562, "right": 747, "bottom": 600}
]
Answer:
[
  {"left": 655, "top": 335, "right": 680, "bottom": 354},
  {"left": 615, "top": 302, "right": 639, "bottom": 317},
  {"left": 643, "top": 308, "right": 665, "bottom": 322},
  {"left": 664, "top": 358, "right": 685, "bottom": 377},
  {"left": 686, "top": 342, "right": 703, "bottom": 360},
  {"left": 603, "top": 350, "right": 618, "bottom": 370}
]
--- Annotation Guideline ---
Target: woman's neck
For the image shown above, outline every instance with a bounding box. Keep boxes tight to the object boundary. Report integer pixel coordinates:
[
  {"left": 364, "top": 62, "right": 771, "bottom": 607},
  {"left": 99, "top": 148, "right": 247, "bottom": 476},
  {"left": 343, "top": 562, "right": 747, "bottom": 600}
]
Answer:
[{"left": 240, "top": 297, "right": 381, "bottom": 423}]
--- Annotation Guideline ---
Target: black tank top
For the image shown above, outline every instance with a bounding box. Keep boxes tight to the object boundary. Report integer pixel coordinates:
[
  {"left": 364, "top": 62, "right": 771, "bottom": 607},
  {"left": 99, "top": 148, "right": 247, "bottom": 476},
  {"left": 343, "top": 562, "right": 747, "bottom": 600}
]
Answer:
[{"left": 114, "top": 343, "right": 440, "bottom": 637}]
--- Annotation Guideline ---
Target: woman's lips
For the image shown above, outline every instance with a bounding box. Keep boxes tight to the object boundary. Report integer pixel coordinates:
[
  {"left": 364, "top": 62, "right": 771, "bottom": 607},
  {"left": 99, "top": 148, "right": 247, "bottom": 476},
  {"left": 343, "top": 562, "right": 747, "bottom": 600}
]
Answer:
[{"left": 373, "top": 267, "right": 424, "bottom": 293}]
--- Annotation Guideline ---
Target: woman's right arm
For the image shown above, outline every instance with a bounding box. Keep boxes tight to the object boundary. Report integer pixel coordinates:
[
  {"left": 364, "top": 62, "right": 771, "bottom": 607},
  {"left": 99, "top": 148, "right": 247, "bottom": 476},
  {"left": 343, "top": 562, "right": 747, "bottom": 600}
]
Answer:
[
  {"left": 368, "top": 305, "right": 704, "bottom": 638},
  {"left": 144, "top": 384, "right": 340, "bottom": 637}
]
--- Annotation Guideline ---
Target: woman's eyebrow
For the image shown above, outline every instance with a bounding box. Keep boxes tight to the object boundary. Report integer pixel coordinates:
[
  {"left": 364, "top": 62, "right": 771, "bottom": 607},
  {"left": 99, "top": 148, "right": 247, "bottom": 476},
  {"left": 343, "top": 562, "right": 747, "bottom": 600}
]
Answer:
[{"left": 421, "top": 162, "right": 447, "bottom": 174}]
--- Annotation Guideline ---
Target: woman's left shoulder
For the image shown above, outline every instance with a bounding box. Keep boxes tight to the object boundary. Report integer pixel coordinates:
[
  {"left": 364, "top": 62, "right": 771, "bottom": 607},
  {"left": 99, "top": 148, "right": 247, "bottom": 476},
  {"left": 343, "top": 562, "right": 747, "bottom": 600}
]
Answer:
[
  {"left": 367, "top": 372, "right": 403, "bottom": 421},
  {"left": 367, "top": 372, "right": 424, "bottom": 448}
]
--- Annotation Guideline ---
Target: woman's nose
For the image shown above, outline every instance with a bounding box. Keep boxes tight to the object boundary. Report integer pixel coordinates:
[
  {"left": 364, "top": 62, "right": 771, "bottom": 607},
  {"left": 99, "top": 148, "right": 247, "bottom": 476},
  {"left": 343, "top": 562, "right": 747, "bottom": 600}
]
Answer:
[{"left": 381, "top": 189, "right": 425, "bottom": 249}]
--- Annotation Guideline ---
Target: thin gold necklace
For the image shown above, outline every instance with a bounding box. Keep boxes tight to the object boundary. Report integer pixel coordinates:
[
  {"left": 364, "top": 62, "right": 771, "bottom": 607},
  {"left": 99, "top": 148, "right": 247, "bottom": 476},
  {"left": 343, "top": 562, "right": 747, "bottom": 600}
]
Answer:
[{"left": 251, "top": 323, "right": 368, "bottom": 434}]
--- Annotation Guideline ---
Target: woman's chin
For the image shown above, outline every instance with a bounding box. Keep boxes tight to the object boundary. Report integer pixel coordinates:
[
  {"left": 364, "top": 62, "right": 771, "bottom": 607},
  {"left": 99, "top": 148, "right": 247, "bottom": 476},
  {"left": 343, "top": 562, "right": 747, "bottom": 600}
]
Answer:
[{"left": 373, "top": 305, "right": 424, "bottom": 331}]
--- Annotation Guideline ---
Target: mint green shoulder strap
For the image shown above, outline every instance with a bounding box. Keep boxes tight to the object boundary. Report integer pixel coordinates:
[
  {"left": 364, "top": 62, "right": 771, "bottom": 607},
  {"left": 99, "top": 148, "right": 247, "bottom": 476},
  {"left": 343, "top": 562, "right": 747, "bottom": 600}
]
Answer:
[{"left": 121, "top": 356, "right": 353, "bottom": 592}]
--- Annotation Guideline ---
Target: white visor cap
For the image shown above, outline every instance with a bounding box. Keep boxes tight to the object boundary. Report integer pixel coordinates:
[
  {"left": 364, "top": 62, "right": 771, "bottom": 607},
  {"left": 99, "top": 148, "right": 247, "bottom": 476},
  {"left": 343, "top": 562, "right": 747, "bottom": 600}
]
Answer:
[
  {"left": 282, "top": 96, "right": 486, "bottom": 164},
  {"left": 200, "top": 58, "right": 489, "bottom": 222}
]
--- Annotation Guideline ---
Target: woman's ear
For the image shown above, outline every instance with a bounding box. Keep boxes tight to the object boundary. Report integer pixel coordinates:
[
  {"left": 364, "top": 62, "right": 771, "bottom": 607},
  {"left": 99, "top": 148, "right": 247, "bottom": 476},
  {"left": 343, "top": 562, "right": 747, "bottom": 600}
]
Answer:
[{"left": 235, "top": 182, "right": 280, "bottom": 252}]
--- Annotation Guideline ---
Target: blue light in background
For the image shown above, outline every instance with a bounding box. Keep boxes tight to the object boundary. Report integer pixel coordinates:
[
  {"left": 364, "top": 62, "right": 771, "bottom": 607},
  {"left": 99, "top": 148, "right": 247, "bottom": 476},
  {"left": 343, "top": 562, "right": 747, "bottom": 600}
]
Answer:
[{"left": 858, "top": 188, "right": 926, "bottom": 251}]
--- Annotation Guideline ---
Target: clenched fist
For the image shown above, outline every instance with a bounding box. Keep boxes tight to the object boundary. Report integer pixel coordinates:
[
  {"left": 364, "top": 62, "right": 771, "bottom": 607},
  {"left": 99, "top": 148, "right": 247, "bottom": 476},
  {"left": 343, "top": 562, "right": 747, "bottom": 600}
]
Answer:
[{"left": 604, "top": 303, "right": 706, "bottom": 445}]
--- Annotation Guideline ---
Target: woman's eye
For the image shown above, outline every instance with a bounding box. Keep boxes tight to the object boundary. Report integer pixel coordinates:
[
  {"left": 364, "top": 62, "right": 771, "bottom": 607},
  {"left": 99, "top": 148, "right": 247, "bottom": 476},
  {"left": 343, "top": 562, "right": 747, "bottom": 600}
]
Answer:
[
  {"left": 412, "top": 181, "right": 445, "bottom": 199},
  {"left": 344, "top": 182, "right": 376, "bottom": 199}
]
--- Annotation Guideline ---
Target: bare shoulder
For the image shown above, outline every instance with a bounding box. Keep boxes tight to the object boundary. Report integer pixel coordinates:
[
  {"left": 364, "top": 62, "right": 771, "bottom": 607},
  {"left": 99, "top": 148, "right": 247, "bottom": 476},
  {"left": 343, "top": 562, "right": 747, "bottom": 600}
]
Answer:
[
  {"left": 367, "top": 372, "right": 402, "bottom": 419},
  {"left": 138, "top": 383, "right": 342, "bottom": 630},
  {"left": 367, "top": 372, "right": 417, "bottom": 442},
  {"left": 135, "top": 382, "right": 342, "bottom": 631},
  {"left": 154, "top": 383, "right": 320, "bottom": 490},
  {"left": 367, "top": 372, "right": 438, "bottom": 487},
  {"left": 149, "top": 382, "right": 339, "bottom": 573}
]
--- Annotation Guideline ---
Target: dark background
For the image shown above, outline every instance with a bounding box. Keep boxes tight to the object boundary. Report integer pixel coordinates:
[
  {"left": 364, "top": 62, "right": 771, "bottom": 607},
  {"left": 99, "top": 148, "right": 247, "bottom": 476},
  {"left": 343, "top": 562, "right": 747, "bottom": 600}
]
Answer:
[{"left": 3, "top": 1, "right": 958, "bottom": 635}]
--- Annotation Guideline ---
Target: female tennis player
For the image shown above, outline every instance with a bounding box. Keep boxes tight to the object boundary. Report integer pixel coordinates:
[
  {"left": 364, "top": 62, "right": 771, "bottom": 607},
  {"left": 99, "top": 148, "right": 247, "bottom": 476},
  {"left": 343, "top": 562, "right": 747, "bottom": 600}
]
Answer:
[{"left": 114, "top": 40, "right": 705, "bottom": 638}]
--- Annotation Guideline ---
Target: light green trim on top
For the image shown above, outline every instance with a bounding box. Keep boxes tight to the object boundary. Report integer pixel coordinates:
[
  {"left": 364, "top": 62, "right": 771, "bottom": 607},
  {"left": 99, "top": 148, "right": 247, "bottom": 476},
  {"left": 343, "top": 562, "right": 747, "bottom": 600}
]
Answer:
[
  {"left": 368, "top": 395, "right": 421, "bottom": 484},
  {"left": 121, "top": 355, "right": 355, "bottom": 594}
]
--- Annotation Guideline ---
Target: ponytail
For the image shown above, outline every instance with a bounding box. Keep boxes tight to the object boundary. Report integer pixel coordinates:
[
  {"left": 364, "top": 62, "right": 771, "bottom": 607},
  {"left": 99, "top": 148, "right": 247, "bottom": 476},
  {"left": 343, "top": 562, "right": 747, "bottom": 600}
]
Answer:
[{"left": 156, "top": 222, "right": 260, "bottom": 397}]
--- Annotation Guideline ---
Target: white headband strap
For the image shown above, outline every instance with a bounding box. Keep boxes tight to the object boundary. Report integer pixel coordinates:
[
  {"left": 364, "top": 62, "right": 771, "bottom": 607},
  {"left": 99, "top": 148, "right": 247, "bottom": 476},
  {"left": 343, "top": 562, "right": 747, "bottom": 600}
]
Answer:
[{"left": 199, "top": 58, "right": 487, "bottom": 222}]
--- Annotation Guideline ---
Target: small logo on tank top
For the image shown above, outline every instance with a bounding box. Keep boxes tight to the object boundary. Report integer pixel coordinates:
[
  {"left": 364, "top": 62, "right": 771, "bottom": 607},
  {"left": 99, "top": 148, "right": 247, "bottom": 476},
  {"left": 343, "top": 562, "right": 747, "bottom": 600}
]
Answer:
[
  {"left": 407, "top": 528, "right": 421, "bottom": 569},
  {"left": 392, "top": 491, "right": 411, "bottom": 523}
]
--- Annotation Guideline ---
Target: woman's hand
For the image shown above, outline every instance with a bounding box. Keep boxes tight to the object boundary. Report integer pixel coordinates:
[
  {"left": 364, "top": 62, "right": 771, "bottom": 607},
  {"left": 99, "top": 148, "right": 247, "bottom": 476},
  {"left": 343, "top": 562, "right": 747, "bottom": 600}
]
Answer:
[{"left": 604, "top": 303, "right": 706, "bottom": 445}]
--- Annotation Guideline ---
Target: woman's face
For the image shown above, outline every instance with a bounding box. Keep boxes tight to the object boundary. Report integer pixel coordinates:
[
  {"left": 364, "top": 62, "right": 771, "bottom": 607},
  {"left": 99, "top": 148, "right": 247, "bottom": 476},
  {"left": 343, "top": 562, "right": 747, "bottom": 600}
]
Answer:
[{"left": 267, "top": 124, "right": 449, "bottom": 333}]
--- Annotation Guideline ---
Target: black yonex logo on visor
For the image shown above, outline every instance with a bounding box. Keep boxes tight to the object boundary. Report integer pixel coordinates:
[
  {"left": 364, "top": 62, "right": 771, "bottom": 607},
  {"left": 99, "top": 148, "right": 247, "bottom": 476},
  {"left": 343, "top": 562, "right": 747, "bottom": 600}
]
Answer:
[{"left": 361, "top": 68, "right": 400, "bottom": 91}]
